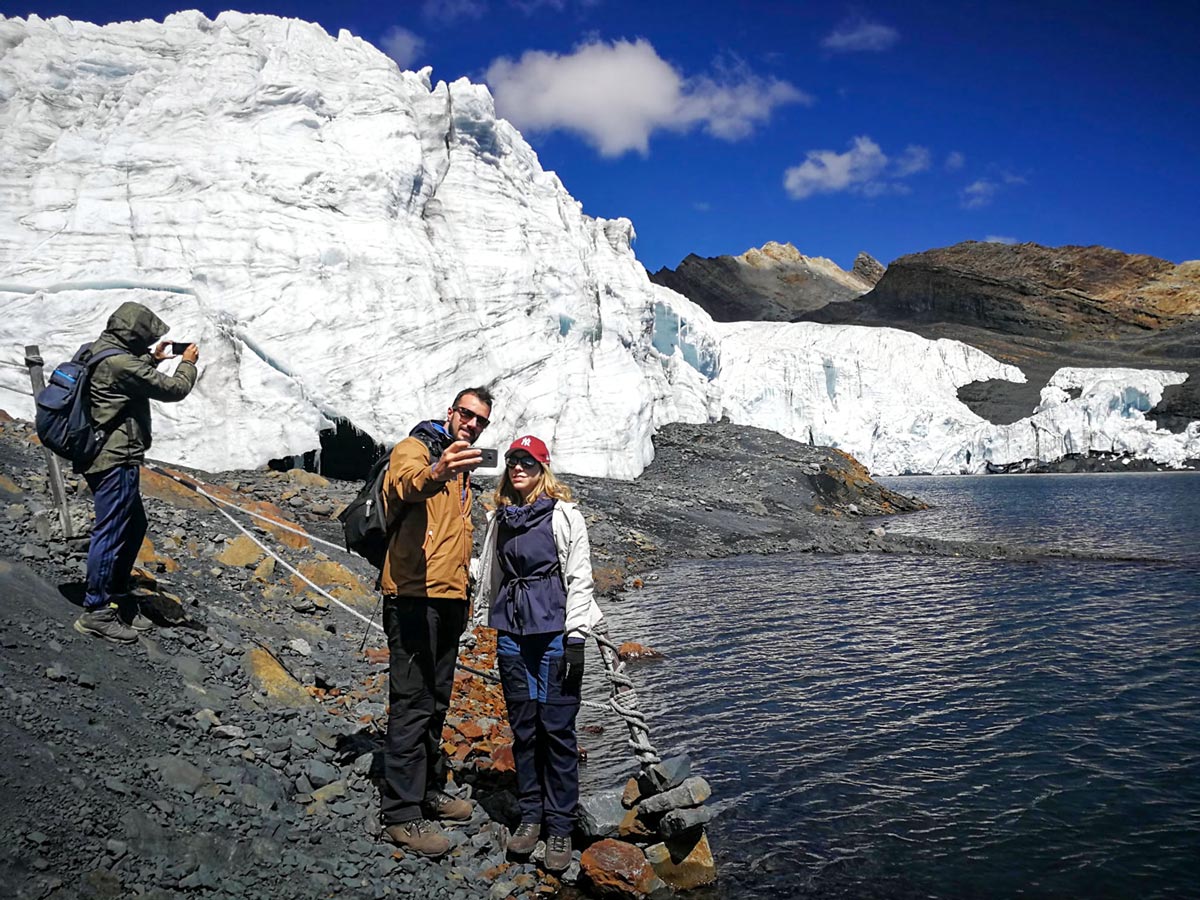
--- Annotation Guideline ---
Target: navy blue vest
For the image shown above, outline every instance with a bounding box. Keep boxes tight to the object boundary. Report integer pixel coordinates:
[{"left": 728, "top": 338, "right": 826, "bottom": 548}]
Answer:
[{"left": 491, "top": 497, "right": 566, "bottom": 635}]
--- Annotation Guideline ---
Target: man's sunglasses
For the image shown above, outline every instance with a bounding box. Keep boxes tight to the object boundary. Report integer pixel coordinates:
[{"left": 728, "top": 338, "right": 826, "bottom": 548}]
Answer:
[
  {"left": 452, "top": 406, "right": 490, "bottom": 429},
  {"left": 505, "top": 455, "right": 541, "bottom": 470}
]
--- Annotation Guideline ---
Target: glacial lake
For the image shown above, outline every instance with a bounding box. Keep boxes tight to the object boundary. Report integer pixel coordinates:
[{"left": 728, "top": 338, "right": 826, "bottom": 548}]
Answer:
[{"left": 577, "top": 473, "right": 1200, "bottom": 899}]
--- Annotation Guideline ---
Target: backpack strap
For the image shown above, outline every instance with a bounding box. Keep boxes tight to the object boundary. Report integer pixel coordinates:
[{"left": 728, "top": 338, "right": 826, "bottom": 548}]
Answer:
[
  {"left": 81, "top": 347, "right": 138, "bottom": 447},
  {"left": 85, "top": 347, "right": 128, "bottom": 368}
]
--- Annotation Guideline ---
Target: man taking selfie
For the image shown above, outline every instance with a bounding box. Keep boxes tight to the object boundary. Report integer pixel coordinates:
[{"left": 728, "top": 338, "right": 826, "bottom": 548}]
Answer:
[{"left": 378, "top": 387, "right": 494, "bottom": 858}]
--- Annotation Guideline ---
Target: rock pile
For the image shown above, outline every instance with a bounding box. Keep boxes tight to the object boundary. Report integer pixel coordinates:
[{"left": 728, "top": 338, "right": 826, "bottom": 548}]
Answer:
[{"left": 577, "top": 756, "right": 717, "bottom": 898}]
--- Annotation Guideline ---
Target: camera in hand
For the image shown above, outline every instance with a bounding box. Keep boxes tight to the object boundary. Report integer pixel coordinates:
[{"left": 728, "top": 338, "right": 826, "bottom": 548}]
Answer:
[
  {"left": 170, "top": 341, "right": 193, "bottom": 355},
  {"left": 477, "top": 448, "right": 498, "bottom": 468}
]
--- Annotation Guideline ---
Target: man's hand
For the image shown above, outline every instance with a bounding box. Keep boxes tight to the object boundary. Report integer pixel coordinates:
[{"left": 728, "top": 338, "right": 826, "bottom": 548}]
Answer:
[
  {"left": 181, "top": 343, "right": 200, "bottom": 364},
  {"left": 152, "top": 340, "right": 173, "bottom": 361},
  {"left": 431, "top": 440, "right": 482, "bottom": 482}
]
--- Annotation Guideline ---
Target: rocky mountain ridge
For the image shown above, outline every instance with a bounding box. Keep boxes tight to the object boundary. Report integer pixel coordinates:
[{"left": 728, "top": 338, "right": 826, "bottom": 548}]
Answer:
[
  {"left": 648, "top": 242, "right": 881, "bottom": 322},
  {"left": 812, "top": 241, "right": 1200, "bottom": 340},
  {"left": 657, "top": 238, "right": 1200, "bottom": 441}
]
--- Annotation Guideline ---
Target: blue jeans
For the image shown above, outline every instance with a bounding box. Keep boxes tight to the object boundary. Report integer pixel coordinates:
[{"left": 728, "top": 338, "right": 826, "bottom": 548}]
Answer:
[
  {"left": 84, "top": 465, "right": 147, "bottom": 609},
  {"left": 497, "top": 631, "right": 582, "bottom": 836}
]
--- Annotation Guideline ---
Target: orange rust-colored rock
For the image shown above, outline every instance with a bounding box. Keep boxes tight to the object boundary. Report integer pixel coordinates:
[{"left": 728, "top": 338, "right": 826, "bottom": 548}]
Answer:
[
  {"left": 618, "top": 807, "right": 656, "bottom": 840},
  {"left": 216, "top": 534, "right": 264, "bottom": 568},
  {"left": 244, "top": 647, "right": 312, "bottom": 708},
  {"left": 622, "top": 777, "right": 643, "bottom": 809},
  {"left": 617, "top": 642, "right": 663, "bottom": 661},
  {"left": 489, "top": 743, "right": 515, "bottom": 774},
  {"left": 140, "top": 466, "right": 211, "bottom": 510},
  {"left": 456, "top": 720, "right": 484, "bottom": 740},
  {"left": 591, "top": 564, "right": 627, "bottom": 594},
  {"left": 290, "top": 560, "right": 375, "bottom": 609},
  {"left": 363, "top": 647, "right": 389, "bottom": 665},
  {"left": 285, "top": 468, "right": 331, "bottom": 489},
  {"left": 0, "top": 473, "right": 22, "bottom": 496},
  {"left": 135, "top": 537, "right": 180, "bottom": 573},
  {"left": 140, "top": 465, "right": 313, "bottom": 549},
  {"left": 646, "top": 832, "right": 717, "bottom": 890},
  {"left": 580, "top": 839, "right": 664, "bottom": 899},
  {"left": 252, "top": 555, "right": 276, "bottom": 582}
]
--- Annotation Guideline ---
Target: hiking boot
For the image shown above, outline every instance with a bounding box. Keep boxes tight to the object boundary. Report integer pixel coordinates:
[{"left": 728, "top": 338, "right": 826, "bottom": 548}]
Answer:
[
  {"left": 423, "top": 789, "right": 473, "bottom": 821},
  {"left": 384, "top": 819, "right": 450, "bottom": 858},
  {"left": 506, "top": 822, "right": 540, "bottom": 858},
  {"left": 115, "top": 597, "right": 155, "bottom": 632},
  {"left": 543, "top": 833, "right": 572, "bottom": 873},
  {"left": 74, "top": 605, "right": 138, "bottom": 644}
]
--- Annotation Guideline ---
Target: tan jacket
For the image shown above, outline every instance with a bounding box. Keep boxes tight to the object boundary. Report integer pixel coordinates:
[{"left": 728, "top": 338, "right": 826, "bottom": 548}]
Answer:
[{"left": 379, "top": 433, "right": 473, "bottom": 600}]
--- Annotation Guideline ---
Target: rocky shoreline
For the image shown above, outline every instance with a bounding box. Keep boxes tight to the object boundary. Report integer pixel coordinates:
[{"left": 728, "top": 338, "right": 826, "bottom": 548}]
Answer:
[{"left": 0, "top": 411, "right": 1170, "bottom": 900}]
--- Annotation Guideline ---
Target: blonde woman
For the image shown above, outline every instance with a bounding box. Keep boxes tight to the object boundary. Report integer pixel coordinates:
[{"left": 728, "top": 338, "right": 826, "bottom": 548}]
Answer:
[{"left": 475, "top": 435, "right": 604, "bottom": 872}]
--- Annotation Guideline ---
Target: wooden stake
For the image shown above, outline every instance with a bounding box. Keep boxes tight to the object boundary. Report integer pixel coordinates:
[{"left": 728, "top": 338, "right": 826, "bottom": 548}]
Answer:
[{"left": 24, "top": 344, "right": 74, "bottom": 539}]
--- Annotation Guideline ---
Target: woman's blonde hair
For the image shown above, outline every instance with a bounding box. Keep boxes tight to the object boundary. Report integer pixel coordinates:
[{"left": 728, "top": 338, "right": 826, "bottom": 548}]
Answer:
[{"left": 494, "top": 460, "right": 573, "bottom": 508}]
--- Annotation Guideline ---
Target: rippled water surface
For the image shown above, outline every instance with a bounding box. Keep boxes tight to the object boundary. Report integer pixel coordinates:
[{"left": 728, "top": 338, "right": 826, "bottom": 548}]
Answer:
[{"left": 578, "top": 474, "right": 1200, "bottom": 899}]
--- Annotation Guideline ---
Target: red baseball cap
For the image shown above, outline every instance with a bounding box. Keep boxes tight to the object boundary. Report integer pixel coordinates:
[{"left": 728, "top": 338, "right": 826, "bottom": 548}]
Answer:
[{"left": 506, "top": 435, "right": 550, "bottom": 465}]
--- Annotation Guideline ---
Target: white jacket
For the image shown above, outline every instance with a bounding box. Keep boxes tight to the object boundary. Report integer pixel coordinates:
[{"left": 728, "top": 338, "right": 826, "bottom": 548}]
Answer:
[{"left": 474, "top": 500, "right": 605, "bottom": 640}]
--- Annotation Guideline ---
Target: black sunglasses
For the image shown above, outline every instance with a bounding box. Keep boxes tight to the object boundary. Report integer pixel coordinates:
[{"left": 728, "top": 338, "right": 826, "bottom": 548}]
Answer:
[
  {"left": 505, "top": 455, "right": 541, "bottom": 470},
  {"left": 453, "top": 406, "right": 490, "bottom": 429}
]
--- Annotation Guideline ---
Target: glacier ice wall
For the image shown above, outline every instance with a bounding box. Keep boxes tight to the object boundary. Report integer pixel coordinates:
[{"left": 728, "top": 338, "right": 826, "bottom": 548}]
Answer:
[{"left": 1, "top": 13, "right": 1196, "bottom": 476}]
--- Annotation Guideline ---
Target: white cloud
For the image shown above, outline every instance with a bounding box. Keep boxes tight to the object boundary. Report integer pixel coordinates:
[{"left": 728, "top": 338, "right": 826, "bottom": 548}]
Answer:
[
  {"left": 785, "top": 136, "right": 887, "bottom": 199},
  {"left": 486, "top": 39, "right": 808, "bottom": 157},
  {"left": 422, "top": 0, "right": 487, "bottom": 22},
  {"left": 945, "top": 151, "right": 965, "bottom": 171},
  {"left": 821, "top": 18, "right": 900, "bottom": 52},
  {"left": 984, "top": 235, "right": 1018, "bottom": 244},
  {"left": 380, "top": 26, "right": 425, "bottom": 69},
  {"left": 510, "top": 0, "right": 601, "bottom": 11},
  {"left": 961, "top": 179, "right": 998, "bottom": 208},
  {"left": 894, "top": 145, "right": 931, "bottom": 176},
  {"left": 784, "top": 136, "right": 931, "bottom": 200}
]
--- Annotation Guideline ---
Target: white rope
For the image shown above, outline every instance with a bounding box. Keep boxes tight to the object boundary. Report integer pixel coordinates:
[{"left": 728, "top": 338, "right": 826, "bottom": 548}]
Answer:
[
  {"left": 200, "top": 481, "right": 384, "bottom": 633},
  {"left": 144, "top": 463, "right": 349, "bottom": 554},
  {"left": 144, "top": 463, "right": 656, "bottom": 753}
]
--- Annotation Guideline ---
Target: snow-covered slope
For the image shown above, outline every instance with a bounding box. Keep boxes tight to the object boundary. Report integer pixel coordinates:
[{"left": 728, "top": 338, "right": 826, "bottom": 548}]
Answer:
[{"left": 1, "top": 13, "right": 1197, "bottom": 476}]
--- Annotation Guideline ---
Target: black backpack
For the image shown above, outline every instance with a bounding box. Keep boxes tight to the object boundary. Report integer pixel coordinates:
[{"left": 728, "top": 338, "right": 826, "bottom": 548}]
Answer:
[
  {"left": 35, "top": 343, "right": 126, "bottom": 472},
  {"left": 337, "top": 428, "right": 448, "bottom": 570},
  {"left": 337, "top": 451, "right": 395, "bottom": 570}
]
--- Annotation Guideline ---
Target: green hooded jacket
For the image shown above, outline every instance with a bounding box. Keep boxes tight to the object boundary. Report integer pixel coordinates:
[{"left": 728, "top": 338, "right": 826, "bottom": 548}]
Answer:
[{"left": 84, "top": 301, "right": 198, "bottom": 475}]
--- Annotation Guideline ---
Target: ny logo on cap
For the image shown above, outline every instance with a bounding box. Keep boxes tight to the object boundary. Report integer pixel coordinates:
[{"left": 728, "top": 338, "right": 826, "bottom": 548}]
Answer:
[{"left": 520, "top": 437, "right": 531, "bottom": 446}]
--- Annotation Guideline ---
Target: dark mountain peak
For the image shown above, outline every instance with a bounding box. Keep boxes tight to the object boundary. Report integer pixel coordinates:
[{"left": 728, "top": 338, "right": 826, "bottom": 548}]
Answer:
[{"left": 649, "top": 241, "right": 874, "bottom": 322}]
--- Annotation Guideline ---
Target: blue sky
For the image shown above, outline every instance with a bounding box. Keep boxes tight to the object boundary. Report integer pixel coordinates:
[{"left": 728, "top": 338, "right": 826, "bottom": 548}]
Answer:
[{"left": 5, "top": 0, "right": 1199, "bottom": 272}]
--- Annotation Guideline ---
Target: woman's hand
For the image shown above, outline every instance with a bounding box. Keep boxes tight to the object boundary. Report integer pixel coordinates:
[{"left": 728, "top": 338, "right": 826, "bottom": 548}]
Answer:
[{"left": 562, "top": 642, "right": 585, "bottom": 693}]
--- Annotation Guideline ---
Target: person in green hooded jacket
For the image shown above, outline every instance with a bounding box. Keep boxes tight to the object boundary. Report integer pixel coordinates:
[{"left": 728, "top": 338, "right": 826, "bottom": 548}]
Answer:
[{"left": 74, "top": 301, "right": 199, "bottom": 644}]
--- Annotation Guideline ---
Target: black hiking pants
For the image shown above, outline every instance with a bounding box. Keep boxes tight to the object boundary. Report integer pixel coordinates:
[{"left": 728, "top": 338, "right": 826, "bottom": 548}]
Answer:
[{"left": 381, "top": 595, "right": 468, "bottom": 825}]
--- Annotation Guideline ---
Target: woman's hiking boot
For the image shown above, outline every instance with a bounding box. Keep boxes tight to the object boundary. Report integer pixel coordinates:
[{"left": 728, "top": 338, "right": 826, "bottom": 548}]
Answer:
[
  {"left": 73, "top": 604, "right": 138, "bottom": 644},
  {"left": 384, "top": 819, "right": 450, "bottom": 858},
  {"left": 543, "top": 833, "right": 572, "bottom": 872},
  {"left": 423, "top": 789, "right": 473, "bottom": 821},
  {"left": 506, "top": 822, "right": 540, "bottom": 858}
]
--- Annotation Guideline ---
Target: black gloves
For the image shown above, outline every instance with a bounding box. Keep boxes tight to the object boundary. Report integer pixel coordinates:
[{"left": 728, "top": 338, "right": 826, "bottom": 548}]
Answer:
[{"left": 562, "top": 641, "right": 585, "bottom": 693}]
